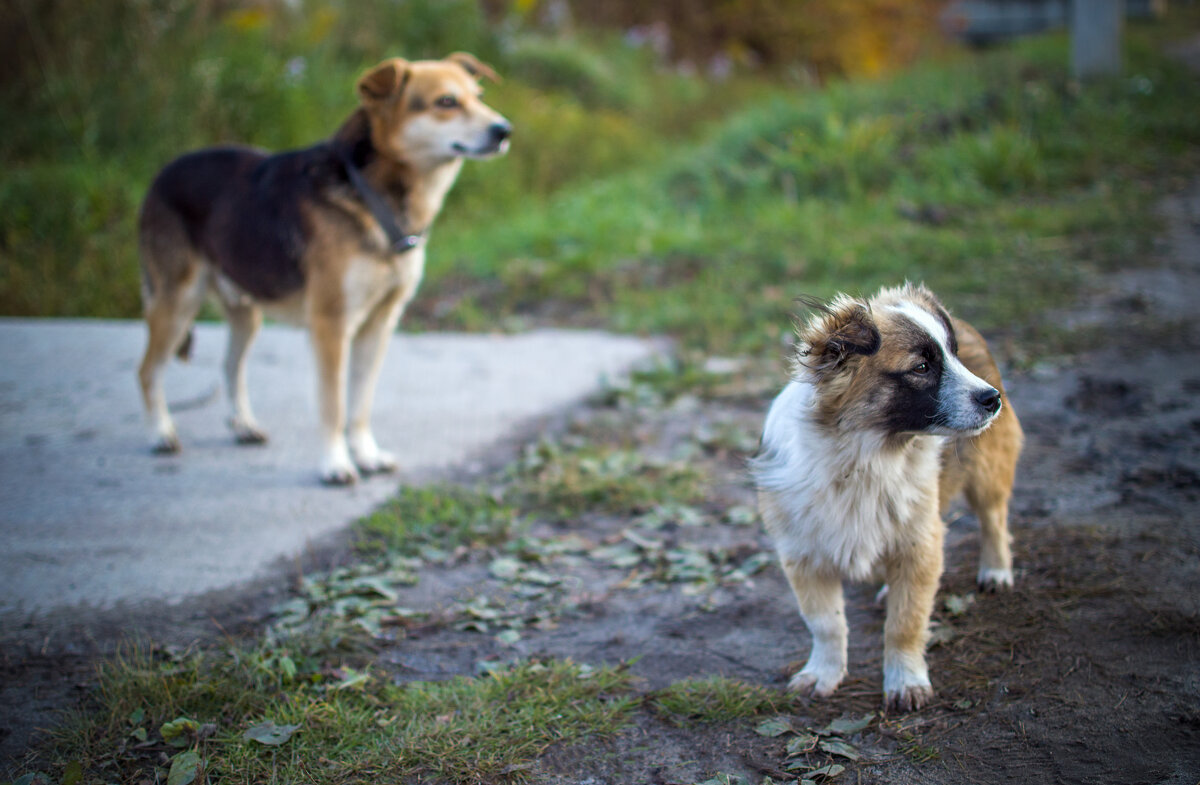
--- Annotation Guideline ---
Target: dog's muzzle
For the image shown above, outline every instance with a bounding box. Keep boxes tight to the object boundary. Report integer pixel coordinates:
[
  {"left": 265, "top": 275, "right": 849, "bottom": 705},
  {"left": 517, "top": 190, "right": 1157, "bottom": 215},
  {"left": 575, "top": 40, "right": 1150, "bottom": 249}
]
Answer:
[{"left": 453, "top": 122, "right": 512, "bottom": 157}]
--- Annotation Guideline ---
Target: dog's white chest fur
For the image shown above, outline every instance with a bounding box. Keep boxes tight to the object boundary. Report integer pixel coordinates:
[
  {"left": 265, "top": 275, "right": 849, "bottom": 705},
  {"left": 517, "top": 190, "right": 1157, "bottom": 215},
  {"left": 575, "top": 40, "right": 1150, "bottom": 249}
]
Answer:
[
  {"left": 340, "top": 246, "right": 426, "bottom": 319},
  {"left": 754, "top": 381, "right": 943, "bottom": 580}
]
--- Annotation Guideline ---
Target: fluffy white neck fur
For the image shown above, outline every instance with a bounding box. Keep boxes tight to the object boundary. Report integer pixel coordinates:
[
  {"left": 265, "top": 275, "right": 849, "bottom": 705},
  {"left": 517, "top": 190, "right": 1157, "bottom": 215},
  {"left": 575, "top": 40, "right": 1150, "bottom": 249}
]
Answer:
[{"left": 754, "top": 380, "right": 943, "bottom": 580}]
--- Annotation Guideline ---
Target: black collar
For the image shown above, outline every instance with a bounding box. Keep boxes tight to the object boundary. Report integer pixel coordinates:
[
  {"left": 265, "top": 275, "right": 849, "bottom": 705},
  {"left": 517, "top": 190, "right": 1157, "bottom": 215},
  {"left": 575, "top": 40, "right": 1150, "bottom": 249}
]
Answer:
[{"left": 336, "top": 147, "right": 422, "bottom": 254}]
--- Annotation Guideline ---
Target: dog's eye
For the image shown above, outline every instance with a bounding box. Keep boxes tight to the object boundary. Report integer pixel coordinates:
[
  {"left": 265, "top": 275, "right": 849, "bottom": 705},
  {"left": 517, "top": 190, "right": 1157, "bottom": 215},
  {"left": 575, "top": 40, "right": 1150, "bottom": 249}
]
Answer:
[
  {"left": 434, "top": 94, "right": 459, "bottom": 109},
  {"left": 912, "top": 362, "right": 930, "bottom": 375}
]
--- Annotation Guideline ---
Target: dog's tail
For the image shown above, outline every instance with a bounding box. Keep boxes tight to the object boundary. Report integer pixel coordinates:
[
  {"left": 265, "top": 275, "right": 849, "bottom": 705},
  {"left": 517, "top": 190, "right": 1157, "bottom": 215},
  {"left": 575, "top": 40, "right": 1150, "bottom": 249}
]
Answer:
[{"left": 176, "top": 329, "right": 194, "bottom": 362}]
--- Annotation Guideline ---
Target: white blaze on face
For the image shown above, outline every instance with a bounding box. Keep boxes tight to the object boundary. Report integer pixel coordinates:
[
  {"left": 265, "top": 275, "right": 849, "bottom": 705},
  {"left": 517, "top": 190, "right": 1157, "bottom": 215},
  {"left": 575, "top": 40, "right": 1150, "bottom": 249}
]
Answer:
[
  {"left": 891, "top": 301, "right": 1000, "bottom": 433},
  {"left": 397, "top": 100, "right": 509, "bottom": 164}
]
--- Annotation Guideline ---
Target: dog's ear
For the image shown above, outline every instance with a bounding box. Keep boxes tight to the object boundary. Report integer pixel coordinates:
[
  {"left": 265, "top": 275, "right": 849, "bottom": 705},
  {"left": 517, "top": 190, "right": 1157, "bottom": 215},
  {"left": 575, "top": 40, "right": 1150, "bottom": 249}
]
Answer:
[
  {"left": 796, "top": 294, "right": 881, "bottom": 379},
  {"left": 357, "top": 58, "right": 411, "bottom": 103},
  {"left": 446, "top": 51, "right": 500, "bottom": 83}
]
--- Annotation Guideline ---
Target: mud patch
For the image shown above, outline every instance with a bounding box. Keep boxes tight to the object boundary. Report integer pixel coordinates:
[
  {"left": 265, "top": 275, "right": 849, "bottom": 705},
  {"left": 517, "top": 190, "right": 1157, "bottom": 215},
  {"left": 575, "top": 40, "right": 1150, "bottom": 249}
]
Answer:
[{"left": 1065, "top": 376, "right": 1149, "bottom": 417}]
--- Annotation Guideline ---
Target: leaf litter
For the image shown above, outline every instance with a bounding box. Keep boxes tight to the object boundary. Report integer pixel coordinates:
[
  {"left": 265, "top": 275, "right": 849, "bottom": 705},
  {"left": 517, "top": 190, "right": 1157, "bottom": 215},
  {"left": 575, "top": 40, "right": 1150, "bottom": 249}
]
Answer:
[{"left": 761, "top": 711, "right": 876, "bottom": 775}]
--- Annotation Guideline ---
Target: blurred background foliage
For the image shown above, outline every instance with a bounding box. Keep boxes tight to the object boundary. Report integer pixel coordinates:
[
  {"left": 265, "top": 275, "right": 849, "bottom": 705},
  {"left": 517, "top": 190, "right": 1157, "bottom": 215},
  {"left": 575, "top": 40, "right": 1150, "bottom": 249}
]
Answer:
[
  {"left": 1, "top": 0, "right": 1198, "bottom": 360},
  {"left": 0, "top": 0, "right": 799, "bottom": 317},
  {"left": 567, "top": 0, "right": 946, "bottom": 76}
]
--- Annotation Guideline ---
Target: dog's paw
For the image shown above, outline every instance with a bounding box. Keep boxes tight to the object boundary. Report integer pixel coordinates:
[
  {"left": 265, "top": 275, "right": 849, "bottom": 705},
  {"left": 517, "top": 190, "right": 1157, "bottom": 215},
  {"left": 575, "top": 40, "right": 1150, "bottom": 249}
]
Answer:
[
  {"left": 231, "top": 419, "right": 269, "bottom": 446},
  {"left": 355, "top": 449, "right": 398, "bottom": 476},
  {"left": 320, "top": 466, "right": 359, "bottom": 486},
  {"left": 348, "top": 432, "right": 398, "bottom": 476},
  {"left": 884, "top": 683, "right": 934, "bottom": 713},
  {"left": 319, "top": 452, "right": 360, "bottom": 486},
  {"left": 152, "top": 434, "right": 181, "bottom": 454},
  {"left": 977, "top": 567, "right": 1014, "bottom": 592},
  {"left": 788, "top": 664, "right": 845, "bottom": 698},
  {"left": 320, "top": 440, "right": 362, "bottom": 486},
  {"left": 883, "top": 658, "right": 932, "bottom": 712}
]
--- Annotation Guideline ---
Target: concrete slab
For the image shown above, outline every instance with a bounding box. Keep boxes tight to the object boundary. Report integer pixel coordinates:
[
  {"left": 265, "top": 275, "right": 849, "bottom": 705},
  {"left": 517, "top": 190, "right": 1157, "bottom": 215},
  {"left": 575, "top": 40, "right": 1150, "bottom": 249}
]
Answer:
[{"left": 0, "top": 319, "right": 658, "bottom": 616}]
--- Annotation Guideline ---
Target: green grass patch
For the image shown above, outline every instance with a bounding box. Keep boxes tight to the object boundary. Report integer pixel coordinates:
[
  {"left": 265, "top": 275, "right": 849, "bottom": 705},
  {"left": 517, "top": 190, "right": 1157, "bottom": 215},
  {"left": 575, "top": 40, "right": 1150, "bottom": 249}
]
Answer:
[
  {"left": 508, "top": 441, "right": 705, "bottom": 521},
  {"left": 900, "top": 734, "right": 942, "bottom": 764},
  {"left": 651, "top": 676, "right": 791, "bottom": 726},
  {"left": 356, "top": 483, "right": 517, "bottom": 559},
  {"left": 46, "top": 647, "right": 636, "bottom": 785},
  {"left": 354, "top": 441, "right": 707, "bottom": 559},
  {"left": 7, "top": 8, "right": 1197, "bottom": 364},
  {"left": 417, "top": 31, "right": 1200, "bottom": 355},
  {"left": 596, "top": 357, "right": 760, "bottom": 407}
]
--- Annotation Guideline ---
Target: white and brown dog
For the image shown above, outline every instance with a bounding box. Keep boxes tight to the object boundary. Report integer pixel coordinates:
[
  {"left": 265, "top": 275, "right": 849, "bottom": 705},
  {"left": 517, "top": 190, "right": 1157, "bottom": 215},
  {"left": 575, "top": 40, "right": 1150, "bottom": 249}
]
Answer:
[
  {"left": 137, "top": 53, "right": 510, "bottom": 484},
  {"left": 752, "top": 283, "right": 1023, "bottom": 711}
]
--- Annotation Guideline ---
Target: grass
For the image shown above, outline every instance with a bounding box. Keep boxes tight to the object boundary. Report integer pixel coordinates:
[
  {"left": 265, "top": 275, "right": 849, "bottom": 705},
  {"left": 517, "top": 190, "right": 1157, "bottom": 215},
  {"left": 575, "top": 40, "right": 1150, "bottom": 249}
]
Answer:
[
  {"left": 416, "top": 32, "right": 1200, "bottom": 356},
  {"left": 355, "top": 437, "right": 707, "bottom": 554},
  {"left": 900, "top": 735, "right": 942, "bottom": 764},
  {"left": 18, "top": 416, "right": 719, "bottom": 783},
  {"left": 506, "top": 441, "right": 706, "bottom": 521},
  {"left": 356, "top": 484, "right": 517, "bottom": 559},
  {"left": 652, "top": 677, "right": 793, "bottom": 726},
  {"left": 44, "top": 647, "right": 636, "bottom": 785},
  {"left": 41, "top": 649, "right": 798, "bottom": 783},
  {"left": 19, "top": 402, "right": 752, "bottom": 783},
  {"left": 8, "top": 9, "right": 1199, "bottom": 364}
]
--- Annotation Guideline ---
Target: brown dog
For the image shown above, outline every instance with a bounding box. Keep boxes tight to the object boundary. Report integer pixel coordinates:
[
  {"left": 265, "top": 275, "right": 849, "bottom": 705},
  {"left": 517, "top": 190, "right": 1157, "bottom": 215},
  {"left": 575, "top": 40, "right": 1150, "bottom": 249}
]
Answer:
[
  {"left": 137, "top": 53, "right": 510, "bottom": 484},
  {"left": 753, "top": 283, "right": 1023, "bottom": 710}
]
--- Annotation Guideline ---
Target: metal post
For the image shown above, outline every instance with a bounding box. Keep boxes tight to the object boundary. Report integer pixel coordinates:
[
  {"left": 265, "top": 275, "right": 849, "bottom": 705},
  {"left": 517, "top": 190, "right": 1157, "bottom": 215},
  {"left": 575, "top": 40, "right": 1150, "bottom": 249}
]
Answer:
[{"left": 1071, "top": 0, "right": 1123, "bottom": 79}]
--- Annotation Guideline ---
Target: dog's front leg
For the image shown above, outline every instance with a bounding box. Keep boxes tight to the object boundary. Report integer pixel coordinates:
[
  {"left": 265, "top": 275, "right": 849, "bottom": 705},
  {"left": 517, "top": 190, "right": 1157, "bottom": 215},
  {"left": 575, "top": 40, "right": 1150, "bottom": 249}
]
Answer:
[
  {"left": 346, "top": 289, "right": 408, "bottom": 475},
  {"left": 310, "top": 314, "right": 357, "bottom": 485},
  {"left": 881, "top": 525, "right": 944, "bottom": 712},
  {"left": 782, "top": 560, "right": 848, "bottom": 697}
]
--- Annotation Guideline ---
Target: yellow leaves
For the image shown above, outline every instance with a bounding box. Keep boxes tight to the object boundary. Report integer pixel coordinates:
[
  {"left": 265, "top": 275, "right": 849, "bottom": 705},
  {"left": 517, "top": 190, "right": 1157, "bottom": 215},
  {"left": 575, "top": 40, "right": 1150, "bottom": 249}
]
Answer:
[
  {"left": 221, "top": 3, "right": 338, "bottom": 45},
  {"left": 306, "top": 7, "right": 338, "bottom": 45},
  {"left": 796, "top": 0, "right": 942, "bottom": 77},
  {"left": 224, "top": 8, "right": 269, "bottom": 33}
]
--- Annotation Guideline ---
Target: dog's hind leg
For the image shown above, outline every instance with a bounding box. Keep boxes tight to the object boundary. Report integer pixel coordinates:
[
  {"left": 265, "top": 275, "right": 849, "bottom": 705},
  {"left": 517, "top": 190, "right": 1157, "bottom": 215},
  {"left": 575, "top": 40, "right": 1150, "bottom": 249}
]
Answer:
[
  {"left": 137, "top": 191, "right": 211, "bottom": 453},
  {"left": 964, "top": 404, "right": 1023, "bottom": 591},
  {"left": 346, "top": 289, "right": 408, "bottom": 475},
  {"left": 223, "top": 303, "right": 268, "bottom": 445},
  {"left": 137, "top": 266, "right": 207, "bottom": 454},
  {"left": 970, "top": 490, "right": 1014, "bottom": 591},
  {"left": 781, "top": 561, "right": 848, "bottom": 698}
]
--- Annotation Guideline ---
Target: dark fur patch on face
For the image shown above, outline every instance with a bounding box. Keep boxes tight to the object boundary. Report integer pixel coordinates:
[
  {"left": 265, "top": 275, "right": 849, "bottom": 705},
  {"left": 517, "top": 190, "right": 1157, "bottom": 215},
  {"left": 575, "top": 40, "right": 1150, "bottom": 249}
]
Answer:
[
  {"left": 873, "top": 312, "right": 949, "bottom": 434},
  {"left": 795, "top": 284, "right": 998, "bottom": 439},
  {"left": 800, "top": 294, "right": 956, "bottom": 436}
]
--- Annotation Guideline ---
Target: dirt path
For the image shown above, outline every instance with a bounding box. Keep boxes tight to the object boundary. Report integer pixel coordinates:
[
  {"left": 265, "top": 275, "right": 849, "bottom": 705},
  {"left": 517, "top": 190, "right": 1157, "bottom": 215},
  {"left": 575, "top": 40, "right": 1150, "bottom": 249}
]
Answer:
[
  {"left": 507, "top": 181, "right": 1200, "bottom": 783},
  {"left": 368, "top": 181, "right": 1200, "bottom": 784}
]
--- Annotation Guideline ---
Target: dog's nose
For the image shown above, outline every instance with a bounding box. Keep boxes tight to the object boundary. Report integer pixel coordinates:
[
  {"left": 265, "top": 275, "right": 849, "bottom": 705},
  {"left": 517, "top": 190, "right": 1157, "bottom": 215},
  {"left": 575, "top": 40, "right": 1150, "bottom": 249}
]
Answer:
[
  {"left": 974, "top": 387, "right": 1001, "bottom": 414},
  {"left": 489, "top": 122, "right": 512, "bottom": 143}
]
